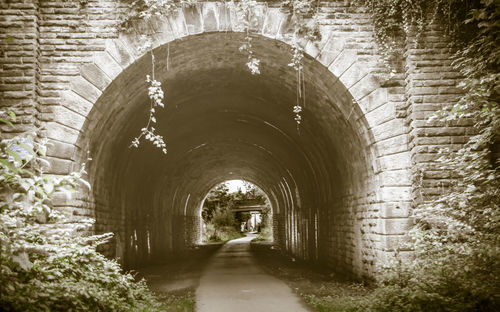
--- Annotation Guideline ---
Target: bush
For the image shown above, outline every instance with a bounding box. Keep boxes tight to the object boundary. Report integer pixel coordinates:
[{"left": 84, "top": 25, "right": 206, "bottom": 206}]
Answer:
[
  {"left": 252, "top": 226, "right": 272, "bottom": 242},
  {"left": 355, "top": 1, "right": 500, "bottom": 311},
  {"left": 203, "top": 223, "right": 242, "bottom": 243},
  {"left": 0, "top": 112, "right": 163, "bottom": 311}
]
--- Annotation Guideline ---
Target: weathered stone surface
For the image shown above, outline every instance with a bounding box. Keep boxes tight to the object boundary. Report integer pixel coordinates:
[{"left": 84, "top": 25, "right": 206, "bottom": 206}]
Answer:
[
  {"left": 0, "top": 1, "right": 466, "bottom": 280},
  {"left": 93, "top": 51, "right": 122, "bottom": 80},
  {"left": 70, "top": 76, "right": 102, "bottom": 103},
  {"left": 80, "top": 63, "right": 112, "bottom": 91}
]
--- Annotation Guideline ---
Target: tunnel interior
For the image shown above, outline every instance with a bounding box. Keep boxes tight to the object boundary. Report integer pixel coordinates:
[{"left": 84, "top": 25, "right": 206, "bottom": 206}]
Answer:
[{"left": 77, "top": 32, "right": 378, "bottom": 278}]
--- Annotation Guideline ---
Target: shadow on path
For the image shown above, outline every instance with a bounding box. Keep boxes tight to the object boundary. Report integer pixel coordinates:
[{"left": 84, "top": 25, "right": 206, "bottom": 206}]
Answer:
[
  {"left": 135, "top": 243, "right": 223, "bottom": 294},
  {"left": 195, "top": 234, "right": 310, "bottom": 312}
]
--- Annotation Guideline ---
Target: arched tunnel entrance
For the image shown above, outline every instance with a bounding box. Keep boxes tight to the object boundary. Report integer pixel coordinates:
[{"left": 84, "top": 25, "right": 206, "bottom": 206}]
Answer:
[{"left": 78, "top": 32, "right": 378, "bottom": 279}]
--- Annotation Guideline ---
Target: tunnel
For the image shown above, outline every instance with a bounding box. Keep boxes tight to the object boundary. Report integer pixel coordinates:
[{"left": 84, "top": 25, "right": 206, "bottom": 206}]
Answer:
[{"left": 77, "top": 32, "right": 378, "bottom": 279}]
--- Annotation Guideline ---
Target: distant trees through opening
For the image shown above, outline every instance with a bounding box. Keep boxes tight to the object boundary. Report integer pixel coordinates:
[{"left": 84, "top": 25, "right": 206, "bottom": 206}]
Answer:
[{"left": 201, "top": 180, "right": 273, "bottom": 243}]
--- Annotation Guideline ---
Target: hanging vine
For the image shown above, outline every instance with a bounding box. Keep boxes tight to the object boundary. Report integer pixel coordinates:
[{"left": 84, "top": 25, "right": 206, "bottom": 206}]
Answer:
[
  {"left": 282, "top": 0, "right": 321, "bottom": 126},
  {"left": 120, "top": 0, "right": 322, "bottom": 149},
  {"left": 128, "top": 35, "right": 168, "bottom": 154},
  {"left": 231, "top": 0, "right": 261, "bottom": 75}
]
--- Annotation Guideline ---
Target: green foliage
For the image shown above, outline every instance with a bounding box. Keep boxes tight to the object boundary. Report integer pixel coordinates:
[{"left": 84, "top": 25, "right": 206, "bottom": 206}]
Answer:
[
  {"left": 204, "top": 224, "right": 243, "bottom": 242},
  {"left": 156, "top": 289, "right": 195, "bottom": 312},
  {"left": 0, "top": 113, "right": 164, "bottom": 311},
  {"left": 202, "top": 181, "right": 269, "bottom": 242},
  {"left": 120, "top": 0, "right": 197, "bottom": 29},
  {"left": 120, "top": 0, "right": 322, "bottom": 129},
  {"left": 252, "top": 226, "right": 272, "bottom": 242},
  {"left": 231, "top": 0, "right": 262, "bottom": 74},
  {"left": 211, "top": 206, "right": 237, "bottom": 228},
  {"left": 201, "top": 183, "right": 231, "bottom": 223},
  {"left": 201, "top": 183, "right": 240, "bottom": 242},
  {"left": 357, "top": 0, "right": 500, "bottom": 310},
  {"left": 130, "top": 52, "right": 168, "bottom": 154}
]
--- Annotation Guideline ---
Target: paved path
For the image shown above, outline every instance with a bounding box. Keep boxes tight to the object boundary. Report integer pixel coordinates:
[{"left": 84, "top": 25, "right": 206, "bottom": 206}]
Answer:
[{"left": 195, "top": 235, "right": 310, "bottom": 312}]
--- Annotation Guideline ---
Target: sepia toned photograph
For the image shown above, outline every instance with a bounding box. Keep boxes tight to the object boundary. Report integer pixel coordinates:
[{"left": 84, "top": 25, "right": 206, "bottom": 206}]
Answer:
[{"left": 0, "top": 0, "right": 498, "bottom": 311}]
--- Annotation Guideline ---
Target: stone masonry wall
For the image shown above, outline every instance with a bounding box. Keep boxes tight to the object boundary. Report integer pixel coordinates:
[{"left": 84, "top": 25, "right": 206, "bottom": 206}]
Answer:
[
  {"left": 0, "top": 0, "right": 467, "bottom": 278},
  {"left": 0, "top": 0, "right": 40, "bottom": 135}
]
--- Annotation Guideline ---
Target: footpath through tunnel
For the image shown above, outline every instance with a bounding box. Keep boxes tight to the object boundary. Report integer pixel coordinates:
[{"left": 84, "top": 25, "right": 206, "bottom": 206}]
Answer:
[{"left": 78, "top": 32, "right": 381, "bottom": 279}]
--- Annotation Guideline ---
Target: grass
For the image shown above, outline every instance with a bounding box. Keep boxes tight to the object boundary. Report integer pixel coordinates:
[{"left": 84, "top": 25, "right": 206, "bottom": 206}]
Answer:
[
  {"left": 156, "top": 288, "right": 195, "bottom": 312},
  {"left": 250, "top": 242, "right": 372, "bottom": 312},
  {"left": 251, "top": 226, "right": 273, "bottom": 242},
  {"left": 202, "top": 224, "right": 243, "bottom": 242}
]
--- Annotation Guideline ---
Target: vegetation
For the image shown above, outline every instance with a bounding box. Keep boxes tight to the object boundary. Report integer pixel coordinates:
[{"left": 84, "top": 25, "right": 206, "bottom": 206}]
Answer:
[
  {"left": 121, "top": 0, "right": 322, "bottom": 147},
  {"left": 253, "top": 1, "right": 499, "bottom": 311},
  {"left": 251, "top": 225, "right": 272, "bottom": 242},
  {"left": 156, "top": 289, "right": 195, "bottom": 312},
  {"left": 1, "top": 0, "right": 498, "bottom": 310},
  {"left": 0, "top": 113, "right": 164, "bottom": 311},
  {"left": 202, "top": 181, "right": 271, "bottom": 242},
  {"left": 353, "top": 0, "right": 500, "bottom": 311},
  {"left": 251, "top": 243, "right": 371, "bottom": 312},
  {"left": 252, "top": 205, "right": 272, "bottom": 242}
]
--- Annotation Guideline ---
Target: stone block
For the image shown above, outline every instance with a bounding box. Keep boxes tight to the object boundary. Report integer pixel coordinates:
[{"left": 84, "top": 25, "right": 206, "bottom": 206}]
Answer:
[
  {"left": 376, "top": 218, "right": 412, "bottom": 235},
  {"left": 183, "top": 5, "right": 202, "bottom": 34},
  {"left": 93, "top": 51, "right": 122, "bottom": 80},
  {"left": 349, "top": 74, "right": 382, "bottom": 101},
  {"left": 201, "top": 2, "right": 218, "bottom": 32},
  {"left": 378, "top": 234, "right": 411, "bottom": 251},
  {"left": 60, "top": 90, "right": 94, "bottom": 116},
  {"left": 105, "top": 39, "right": 134, "bottom": 68},
  {"left": 44, "top": 156, "right": 74, "bottom": 175},
  {"left": 46, "top": 139, "right": 76, "bottom": 160},
  {"left": 149, "top": 15, "right": 177, "bottom": 44},
  {"left": 371, "top": 119, "right": 406, "bottom": 141},
  {"left": 379, "top": 186, "right": 411, "bottom": 202},
  {"left": 44, "top": 121, "right": 80, "bottom": 145},
  {"left": 378, "top": 169, "right": 411, "bottom": 186},
  {"left": 379, "top": 202, "right": 411, "bottom": 218},
  {"left": 338, "top": 61, "right": 368, "bottom": 89},
  {"left": 217, "top": 2, "right": 232, "bottom": 31},
  {"left": 51, "top": 105, "right": 86, "bottom": 131},
  {"left": 168, "top": 9, "right": 188, "bottom": 37},
  {"left": 277, "top": 14, "right": 295, "bottom": 40},
  {"left": 116, "top": 32, "right": 143, "bottom": 60},
  {"left": 249, "top": 3, "right": 267, "bottom": 32},
  {"left": 329, "top": 49, "right": 356, "bottom": 77},
  {"left": 378, "top": 152, "right": 411, "bottom": 170},
  {"left": 70, "top": 75, "right": 102, "bottom": 104},
  {"left": 317, "top": 34, "right": 345, "bottom": 66},
  {"left": 80, "top": 63, "right": 111, "bottom": 91},
  {"left": 357, "top": 88, "right": 388, "bottom": 114},
  {"left": 364, "top": 101, "right": 395, "bottom": 127}
]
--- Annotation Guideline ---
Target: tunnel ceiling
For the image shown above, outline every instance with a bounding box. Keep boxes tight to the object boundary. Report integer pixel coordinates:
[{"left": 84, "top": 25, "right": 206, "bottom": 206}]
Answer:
[{"left": 82, "top": 32, "right": 375, "bottom": 217}]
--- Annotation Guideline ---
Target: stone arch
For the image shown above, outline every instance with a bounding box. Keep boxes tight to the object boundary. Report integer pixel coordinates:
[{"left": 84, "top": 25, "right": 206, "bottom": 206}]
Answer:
[{"left": 42, "top": 3, "right": 412, "bottom": 279}]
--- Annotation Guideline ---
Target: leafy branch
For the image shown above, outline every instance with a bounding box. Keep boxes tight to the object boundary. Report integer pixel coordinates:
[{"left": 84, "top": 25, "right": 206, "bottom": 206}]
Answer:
[
  {"left": 130, "top": 43, "right": 168, "bottom": 154},
  {"left": 0, "top": 112, "right": 165, "bottom": 310},
  {"left": 232, "top": 0, "right": 261, "bottom": 75}
]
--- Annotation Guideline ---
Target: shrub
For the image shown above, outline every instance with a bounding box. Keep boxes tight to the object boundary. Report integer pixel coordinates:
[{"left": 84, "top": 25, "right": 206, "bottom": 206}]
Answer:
[
  {"left": 356, "top": 1, "right": 500, "bottom": 310},
  {"left": 0, "top": 112, "right": 163, "bottom": 311}
]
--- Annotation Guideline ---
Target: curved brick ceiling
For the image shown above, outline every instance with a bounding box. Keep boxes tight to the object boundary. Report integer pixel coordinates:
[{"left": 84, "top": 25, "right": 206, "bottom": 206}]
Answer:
[{"left": 82, "top": 33, "right": 375, "bottom": 268}]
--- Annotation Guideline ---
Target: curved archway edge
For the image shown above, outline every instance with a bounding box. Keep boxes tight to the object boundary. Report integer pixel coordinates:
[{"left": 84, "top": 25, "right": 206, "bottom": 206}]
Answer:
[{"left": 42, "top": 2, "right": 416, "bottom": 279}]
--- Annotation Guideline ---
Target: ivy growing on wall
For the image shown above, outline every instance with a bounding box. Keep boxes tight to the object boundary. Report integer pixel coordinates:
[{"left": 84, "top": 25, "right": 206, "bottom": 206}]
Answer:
[{"left": 355, "top": 0, "right": 500, "bottom": 310}]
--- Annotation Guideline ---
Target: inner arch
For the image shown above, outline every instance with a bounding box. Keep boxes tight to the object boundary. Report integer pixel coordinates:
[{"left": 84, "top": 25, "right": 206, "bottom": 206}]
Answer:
[{"left": 78, "top": 32, "right": 377, "bottom": 278}]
